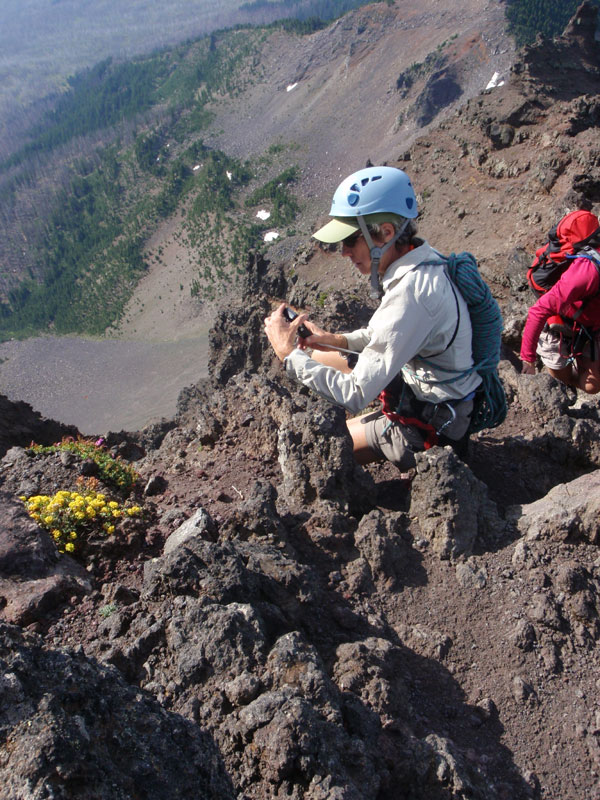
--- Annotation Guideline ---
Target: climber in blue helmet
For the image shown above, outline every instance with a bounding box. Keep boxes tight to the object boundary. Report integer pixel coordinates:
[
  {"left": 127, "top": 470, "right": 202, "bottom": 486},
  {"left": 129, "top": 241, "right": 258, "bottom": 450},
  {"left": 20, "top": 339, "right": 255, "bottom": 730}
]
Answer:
[{"left": 264, "top": 165, "right": 481, "bottom": 470}]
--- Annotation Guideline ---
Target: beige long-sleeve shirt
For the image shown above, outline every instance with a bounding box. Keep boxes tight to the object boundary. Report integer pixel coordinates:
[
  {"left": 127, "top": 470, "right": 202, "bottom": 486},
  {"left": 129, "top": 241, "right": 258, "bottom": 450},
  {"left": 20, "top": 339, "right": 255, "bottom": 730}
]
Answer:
[{"left": 284, "top": 242, "right": 481, "bottom": 414}]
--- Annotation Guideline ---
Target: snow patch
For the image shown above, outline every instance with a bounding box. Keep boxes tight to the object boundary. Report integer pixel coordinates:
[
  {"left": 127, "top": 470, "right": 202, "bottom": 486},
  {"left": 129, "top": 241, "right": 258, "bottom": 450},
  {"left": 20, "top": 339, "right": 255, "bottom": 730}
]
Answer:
[
  {"left": 226, "top": 171, "right": 232, "bottom": 181},
  {"left": 263, "top": 231, "right": 279, "bottom": 243},
  {"left": 286, "top": 82, "right": 298, "bottom": 92},
  {"left": 193, "top": 165, "right": 201, "bottom": 171},
  {"left": 486, "top": 72, "right": 505, "bottom": 90},
  {"left": 256, "top": 210, "right": 271, "bottom": 221}
]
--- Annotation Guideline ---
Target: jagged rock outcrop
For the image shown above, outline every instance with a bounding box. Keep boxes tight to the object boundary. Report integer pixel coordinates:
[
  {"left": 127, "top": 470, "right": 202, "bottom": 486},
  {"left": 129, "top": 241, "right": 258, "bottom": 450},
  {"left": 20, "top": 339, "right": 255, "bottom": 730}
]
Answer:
[
  {"left": 208, "top": 250, "right": 286, "bottom": 386},
  {"left": 0, "top": 623, "right": 235, "bottom": 800},
  {"left": 410, "top": 448, "right": 505, "bottom": 561},
  {"left": 414, "top": 68, "right": 463, "bottom": 127},
  {"left": 0, "top": 394, "right": 77, "bottom": 460},
  {"left": 511, "top": 471, "right": 600, "bottom": 545},
  {"left": 0, "top": 488, "right": 91, "bottom": 626}
]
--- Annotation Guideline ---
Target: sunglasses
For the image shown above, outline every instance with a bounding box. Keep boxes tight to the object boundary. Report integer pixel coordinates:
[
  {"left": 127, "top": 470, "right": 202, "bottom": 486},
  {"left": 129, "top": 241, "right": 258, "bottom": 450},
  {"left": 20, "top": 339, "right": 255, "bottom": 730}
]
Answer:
[{"left": 340, "top": 230, "right": 364, "bottom": 248}]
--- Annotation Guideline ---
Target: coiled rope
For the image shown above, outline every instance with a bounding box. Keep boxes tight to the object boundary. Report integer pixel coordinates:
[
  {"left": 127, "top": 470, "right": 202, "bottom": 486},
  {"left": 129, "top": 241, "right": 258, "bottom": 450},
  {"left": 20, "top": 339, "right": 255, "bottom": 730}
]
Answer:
[
  {"left": 444, "top": 252, "right": 507, "bottom": 433},
  {"left": 407, "top": 252, "right": 507, "bottom": 433}
]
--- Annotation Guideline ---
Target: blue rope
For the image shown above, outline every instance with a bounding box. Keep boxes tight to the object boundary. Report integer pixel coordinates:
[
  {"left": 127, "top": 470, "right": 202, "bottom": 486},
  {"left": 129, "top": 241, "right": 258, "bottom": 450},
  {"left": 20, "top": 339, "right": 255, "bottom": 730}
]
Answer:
[{"left": 410, "top": 252, "right": 507, "bottom": 433}]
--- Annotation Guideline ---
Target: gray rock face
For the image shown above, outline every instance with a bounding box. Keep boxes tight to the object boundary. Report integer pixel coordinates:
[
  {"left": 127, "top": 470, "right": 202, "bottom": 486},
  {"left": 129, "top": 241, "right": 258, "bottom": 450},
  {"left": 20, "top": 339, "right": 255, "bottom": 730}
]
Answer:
[
  {"left": 510, "top": 471, "right": 600, "bottom": 545},
  {"left": 414, "top": 68, "right": 463, "bottom": 127},
  {"left": 347, "top": 509, "right": 410, "bottom": 593},
  {"left": 276, "top": 401, "right": 368, "bottom": 509},
  {"left": 0, "top": 395, "right": 78, "bottom": 460},
  {"left": 500, "top": 370, "right": 574, "bottom": 422},
  {"left": 163, "top": 507, "right": 218, "bottom": 553},
  {"left": 0, "top": 490, "right": 91, "bottom": 625},
  {"left": 208, "top": 251, "right": 286, "bottom": 387},
  {"left": 410, "top": 447, "right": 505, "bottom": 560},
  {"left": 0, "top": 623, "right": 234, "bottom": 800}
]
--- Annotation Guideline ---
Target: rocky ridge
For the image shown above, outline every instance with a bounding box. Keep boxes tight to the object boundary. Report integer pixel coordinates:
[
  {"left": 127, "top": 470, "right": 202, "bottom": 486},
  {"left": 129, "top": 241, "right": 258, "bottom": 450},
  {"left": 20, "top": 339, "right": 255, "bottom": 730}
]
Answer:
[
  {"left": 3, "top": 4, "right": 600, "bottom": 800},
  {"left": 3, "top": 245, "right": 600, "bottom": 798}
]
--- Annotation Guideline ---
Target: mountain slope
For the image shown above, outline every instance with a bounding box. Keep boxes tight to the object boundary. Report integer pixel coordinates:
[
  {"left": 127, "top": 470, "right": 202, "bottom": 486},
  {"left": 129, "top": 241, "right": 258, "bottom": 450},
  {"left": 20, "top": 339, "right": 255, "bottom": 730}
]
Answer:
[
  {"left": 203, "top": 0, "right": 514, "bottom": 206},
  {"left": 115, "top": 0, "right": 515, "bottom": 341},
  {"left": 3, "top": 7, "right": 600, "bottom": 800},
  {"left": 0, "top": 0, "right": 514, "bottom": 343}
]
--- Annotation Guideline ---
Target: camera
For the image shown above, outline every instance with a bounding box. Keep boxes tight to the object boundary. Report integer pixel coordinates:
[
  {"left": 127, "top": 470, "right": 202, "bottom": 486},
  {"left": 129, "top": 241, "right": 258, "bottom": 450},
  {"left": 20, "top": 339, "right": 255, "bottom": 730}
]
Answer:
[{"left": 282, "top": 306, "right": 311, "bottom": 339}]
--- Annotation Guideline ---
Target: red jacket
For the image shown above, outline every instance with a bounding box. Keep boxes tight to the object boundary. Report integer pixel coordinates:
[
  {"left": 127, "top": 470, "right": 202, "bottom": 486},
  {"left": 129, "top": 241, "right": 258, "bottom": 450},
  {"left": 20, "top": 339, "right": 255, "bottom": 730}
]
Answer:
[{"left": 520, "top": 256, "right": 600, "bottom": 363}]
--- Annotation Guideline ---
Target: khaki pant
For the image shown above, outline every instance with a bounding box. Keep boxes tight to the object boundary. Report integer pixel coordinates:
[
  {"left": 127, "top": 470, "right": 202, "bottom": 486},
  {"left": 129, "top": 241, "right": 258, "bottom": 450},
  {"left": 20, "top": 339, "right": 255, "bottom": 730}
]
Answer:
[
  {"left": 362, "top": 395, "right": 474, "bottom": 470},
  {"left": 537, "top": 327, "right": 600, "bottom": 370}
]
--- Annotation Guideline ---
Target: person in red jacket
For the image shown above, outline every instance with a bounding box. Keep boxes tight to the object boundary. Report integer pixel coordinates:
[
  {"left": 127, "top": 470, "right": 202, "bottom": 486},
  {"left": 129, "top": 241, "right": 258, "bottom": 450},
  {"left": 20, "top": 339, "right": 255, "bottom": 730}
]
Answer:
[{"left": 520, "top": 248, "right": 600, "bottom": 393}]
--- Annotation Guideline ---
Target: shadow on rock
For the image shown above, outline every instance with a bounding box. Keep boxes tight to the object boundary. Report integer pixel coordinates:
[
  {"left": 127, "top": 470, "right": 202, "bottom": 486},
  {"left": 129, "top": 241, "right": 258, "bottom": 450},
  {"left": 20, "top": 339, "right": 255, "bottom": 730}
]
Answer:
[{"left": 0, "top": 622, "right": 236, "bottom": 800}]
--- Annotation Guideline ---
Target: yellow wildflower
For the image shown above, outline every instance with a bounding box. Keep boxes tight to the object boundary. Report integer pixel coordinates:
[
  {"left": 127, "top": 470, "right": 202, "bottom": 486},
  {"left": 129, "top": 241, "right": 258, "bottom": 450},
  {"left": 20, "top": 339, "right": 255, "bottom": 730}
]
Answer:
[{"left": 65, "top": 543, "right": 75, "bottom": 553}]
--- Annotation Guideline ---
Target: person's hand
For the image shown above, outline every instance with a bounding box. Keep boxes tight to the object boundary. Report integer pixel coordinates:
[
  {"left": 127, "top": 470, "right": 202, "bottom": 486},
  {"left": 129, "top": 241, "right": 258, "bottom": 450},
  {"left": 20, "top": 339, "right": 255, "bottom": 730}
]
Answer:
[
  {"left": 521, "top": 360, "right": 536, "bottom": 375},
  {"left": 298, "top": 323, "right": 348, "bottom": 354},
  {"left": 264, "top": 303, "right": 309, "bottom": 362}
]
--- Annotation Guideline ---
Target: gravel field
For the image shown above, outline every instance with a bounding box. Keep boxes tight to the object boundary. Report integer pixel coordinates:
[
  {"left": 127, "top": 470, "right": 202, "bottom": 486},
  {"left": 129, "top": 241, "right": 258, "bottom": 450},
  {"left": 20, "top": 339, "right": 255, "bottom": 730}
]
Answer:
[{"left": 0, "top": 334, "right": 209, "bottom": 435}]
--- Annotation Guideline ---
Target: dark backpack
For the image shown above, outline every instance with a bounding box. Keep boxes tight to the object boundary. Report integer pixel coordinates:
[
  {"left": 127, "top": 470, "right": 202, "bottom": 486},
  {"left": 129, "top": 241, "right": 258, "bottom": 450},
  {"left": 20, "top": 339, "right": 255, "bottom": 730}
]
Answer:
[{"left": 528, "top": 210, "right": 600, "bottom": 297}]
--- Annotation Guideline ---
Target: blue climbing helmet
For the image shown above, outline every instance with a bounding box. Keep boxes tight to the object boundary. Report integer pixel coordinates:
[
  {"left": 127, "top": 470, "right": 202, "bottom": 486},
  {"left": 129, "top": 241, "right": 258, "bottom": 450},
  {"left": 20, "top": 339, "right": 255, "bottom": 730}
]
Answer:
[
  {"left": 329, "top": 166, "right": 418, "bottom": 219},
  {"left": 314, "top": 167, "right": 418, "bottom": 298}
]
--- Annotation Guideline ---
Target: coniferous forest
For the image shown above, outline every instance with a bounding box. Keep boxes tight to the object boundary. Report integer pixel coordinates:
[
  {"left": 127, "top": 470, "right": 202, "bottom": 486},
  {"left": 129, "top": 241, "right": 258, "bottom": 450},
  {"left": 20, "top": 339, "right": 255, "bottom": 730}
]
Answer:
[
  {"left": 0, "top": 24, "right": 295, "bottom": 339},
  {"left": 506, "top": 0, "right": 599, "bottom": 47}
]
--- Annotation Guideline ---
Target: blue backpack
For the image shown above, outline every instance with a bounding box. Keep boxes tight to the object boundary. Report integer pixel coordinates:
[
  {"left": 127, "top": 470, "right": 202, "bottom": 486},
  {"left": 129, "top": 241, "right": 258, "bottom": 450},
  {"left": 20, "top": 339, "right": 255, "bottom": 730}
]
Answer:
[{"left": 414, "top": 252, "right": 507, "bottom": 433}]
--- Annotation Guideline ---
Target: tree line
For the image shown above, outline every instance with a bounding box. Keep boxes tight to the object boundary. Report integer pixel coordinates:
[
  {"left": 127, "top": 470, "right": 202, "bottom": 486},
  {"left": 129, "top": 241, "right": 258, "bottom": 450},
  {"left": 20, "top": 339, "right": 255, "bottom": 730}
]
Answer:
[{"left": 506, "top": 0, "right": 599, "bottom": 47}]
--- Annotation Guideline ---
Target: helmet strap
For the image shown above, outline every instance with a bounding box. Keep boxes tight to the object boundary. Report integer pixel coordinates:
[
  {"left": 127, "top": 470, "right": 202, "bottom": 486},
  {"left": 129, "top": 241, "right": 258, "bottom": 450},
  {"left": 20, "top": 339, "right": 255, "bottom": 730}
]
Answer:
[{"left": 356, "top": 217, "right": 409, "bottom": 299}]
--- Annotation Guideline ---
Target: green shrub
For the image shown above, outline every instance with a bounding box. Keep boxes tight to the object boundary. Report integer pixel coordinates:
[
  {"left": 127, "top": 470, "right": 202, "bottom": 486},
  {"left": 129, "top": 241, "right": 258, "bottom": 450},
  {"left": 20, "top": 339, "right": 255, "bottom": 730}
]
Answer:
[{"left": 28, "top": 437, "right": 139, "bottom": 493}]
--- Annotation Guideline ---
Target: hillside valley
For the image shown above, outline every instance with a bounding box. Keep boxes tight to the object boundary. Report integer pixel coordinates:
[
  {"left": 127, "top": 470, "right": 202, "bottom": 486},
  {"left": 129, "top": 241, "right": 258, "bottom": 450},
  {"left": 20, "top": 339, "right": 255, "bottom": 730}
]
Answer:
[
  {"left": 202, "top": 0, "right": 514, "bottom": 204},
  {"left": 4, "top": 4, "right": 600, "bottom": 799}
]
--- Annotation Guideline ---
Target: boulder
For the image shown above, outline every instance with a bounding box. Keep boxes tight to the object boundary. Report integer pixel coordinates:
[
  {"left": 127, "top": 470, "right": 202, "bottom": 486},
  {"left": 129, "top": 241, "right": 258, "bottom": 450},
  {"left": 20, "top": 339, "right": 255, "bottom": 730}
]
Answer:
[{"left": 510, "top": 470, "right": 600, "bottom": 544}]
